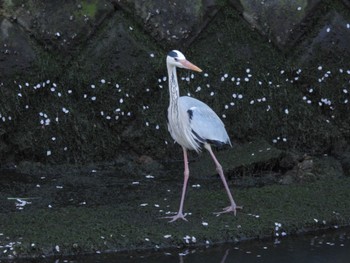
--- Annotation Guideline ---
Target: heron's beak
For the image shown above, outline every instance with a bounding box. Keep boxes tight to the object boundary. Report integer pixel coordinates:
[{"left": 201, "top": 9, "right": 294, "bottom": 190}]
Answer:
[{"left": 180, "top": 60, "right": 202, "bottom": 72}]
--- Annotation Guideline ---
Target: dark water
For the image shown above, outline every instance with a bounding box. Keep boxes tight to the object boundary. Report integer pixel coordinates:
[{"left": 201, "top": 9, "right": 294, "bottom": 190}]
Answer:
[{"left": 19, "top": 228, "right": 349, "bottom": 263}]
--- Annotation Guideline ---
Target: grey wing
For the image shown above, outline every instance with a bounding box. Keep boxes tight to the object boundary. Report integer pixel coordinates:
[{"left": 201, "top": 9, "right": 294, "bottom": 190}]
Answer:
[{"left": 179, "top": 96, "right": 232, "bottom": 147}]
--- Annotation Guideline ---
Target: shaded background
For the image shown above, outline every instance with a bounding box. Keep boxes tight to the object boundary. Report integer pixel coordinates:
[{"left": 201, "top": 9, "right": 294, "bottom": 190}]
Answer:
[
  {"left": 1, "top": 1, "right": 350, "bottom": 259},
  {"left": 0, "top": 0, "right": 349, "bottom": 175}
]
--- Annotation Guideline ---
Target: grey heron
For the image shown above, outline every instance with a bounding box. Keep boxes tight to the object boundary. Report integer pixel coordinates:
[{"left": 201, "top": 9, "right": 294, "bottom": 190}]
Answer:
[{"left": 164, "top": 50, "right": 242, "bottom": 222}]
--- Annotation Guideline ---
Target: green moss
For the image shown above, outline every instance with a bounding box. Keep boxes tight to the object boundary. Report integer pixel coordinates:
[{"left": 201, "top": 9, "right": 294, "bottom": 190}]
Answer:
[
  {"left": 80, "top": 0, "right": 99, "bottom": 18},
  {"left": 3, "top": 0, "right": 14, "bottom": 9},
  {"left": 1, "top": 176, "right": 349, "bottom": 258}
]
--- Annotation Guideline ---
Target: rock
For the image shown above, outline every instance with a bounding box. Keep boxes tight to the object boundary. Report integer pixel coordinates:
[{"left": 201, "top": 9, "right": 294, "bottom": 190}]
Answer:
[
  {"left": 339, "top": 152, "right": 350, "bottom": 176},
  {"left": 281, "top": 155, "right": 344, "bottom": 184},
  {"left": 297, "top": 155, "right": 314, "bottom": 172},
  {"left": 280, "top": 170, "right": 296, "bottom": 185},
  {"left": 229, "top": 0, "right": 322, "bottom": 49},
  {"left": 0, "top": 0, "right": 114, "bottom": 79},
  {"left": 190, "top": 139, "right": 283, "bottom": 179},
  {"left": 296, "top": 10, "right": 350, "bottom": 67},
  {"left": 279, "top": 152, "right": 299, "bottom": 170},
  {"left": 71, "top": 11, "right": 156, "bottom": 80},
  {"left": 9, "top": 0, "right": 113, "bottom": 53},
  {"left": 137, "top": 155, "right": 154, "bottom": 164},
  {"left": 330, "top": 140, "right": 350, "bottom": 176},
  {"left": 0, "top": 16, "right": 36, "bottom": 78},
  {"left": 312, "top": 156, "right": 344, "bottom": 179},
  {"left": 114, "top": 0, "right": 220, "bottom": 47}
]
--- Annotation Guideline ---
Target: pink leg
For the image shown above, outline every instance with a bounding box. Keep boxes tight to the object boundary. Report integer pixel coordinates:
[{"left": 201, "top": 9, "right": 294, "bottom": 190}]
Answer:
[
  {"left": 163, "top": 146, "right": 190, "bottom": 222},
  {"left": 204, "top": 144, "right": 242, "bottom": 215}
]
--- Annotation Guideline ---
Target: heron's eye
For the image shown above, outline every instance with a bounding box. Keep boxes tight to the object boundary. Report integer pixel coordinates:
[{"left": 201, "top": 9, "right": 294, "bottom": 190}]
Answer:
[{"left": 174, "top": 58, "right": 178, "bottom": 62}]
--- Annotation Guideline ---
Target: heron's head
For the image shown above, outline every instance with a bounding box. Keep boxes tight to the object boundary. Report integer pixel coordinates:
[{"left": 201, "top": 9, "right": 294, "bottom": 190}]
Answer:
[{"left": 166, "top": 50, "right": 202, "bottom": 72}]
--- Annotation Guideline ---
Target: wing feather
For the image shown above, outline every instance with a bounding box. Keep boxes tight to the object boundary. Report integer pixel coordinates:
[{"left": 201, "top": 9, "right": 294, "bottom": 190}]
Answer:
[{"left": 179, "top": 96, "right": 231, "bottom": 146}]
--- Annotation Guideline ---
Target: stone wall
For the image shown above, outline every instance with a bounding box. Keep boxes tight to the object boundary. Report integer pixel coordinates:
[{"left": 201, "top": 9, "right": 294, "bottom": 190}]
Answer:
[{"left": 0, "top": 0, "right": 350, "bottom": 167}]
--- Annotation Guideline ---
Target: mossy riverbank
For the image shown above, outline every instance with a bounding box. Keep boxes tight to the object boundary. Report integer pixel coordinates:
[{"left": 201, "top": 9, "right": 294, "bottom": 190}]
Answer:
[{"left": 0, "top": 158, "right": 349, "bottom": 260}]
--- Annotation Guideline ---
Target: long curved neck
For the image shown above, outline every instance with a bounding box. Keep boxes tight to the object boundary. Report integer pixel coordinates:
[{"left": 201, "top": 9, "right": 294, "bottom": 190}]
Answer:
[{"left": 167, "top": 63, "right": 180, "bottom": 108}]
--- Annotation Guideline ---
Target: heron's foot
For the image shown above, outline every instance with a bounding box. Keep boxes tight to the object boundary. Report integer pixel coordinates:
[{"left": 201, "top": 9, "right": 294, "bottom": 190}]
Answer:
[
  {"left": 162, "top": 213, "right": 188, "bottom": 223},
  {"left": 214, "top": 204, "right": 243, "bottom": 216}
]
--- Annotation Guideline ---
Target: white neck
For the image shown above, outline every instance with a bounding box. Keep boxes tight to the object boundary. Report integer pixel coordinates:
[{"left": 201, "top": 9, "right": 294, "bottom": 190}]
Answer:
[{"left": 167, "top": 64, "right": 180, "bottom": 107}]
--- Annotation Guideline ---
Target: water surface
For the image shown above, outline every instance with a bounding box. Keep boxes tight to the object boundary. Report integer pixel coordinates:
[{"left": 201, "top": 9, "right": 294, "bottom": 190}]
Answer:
[{"left": 24, "top": 227, "right": 349, "bottom": 263}]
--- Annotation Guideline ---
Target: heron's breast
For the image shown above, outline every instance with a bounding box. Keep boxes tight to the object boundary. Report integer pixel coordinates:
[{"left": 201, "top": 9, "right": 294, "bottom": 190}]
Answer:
[{"left": 167, "top": 108, "right": 199, "bottom": 150}]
